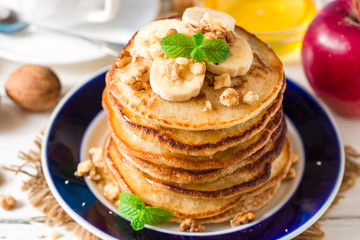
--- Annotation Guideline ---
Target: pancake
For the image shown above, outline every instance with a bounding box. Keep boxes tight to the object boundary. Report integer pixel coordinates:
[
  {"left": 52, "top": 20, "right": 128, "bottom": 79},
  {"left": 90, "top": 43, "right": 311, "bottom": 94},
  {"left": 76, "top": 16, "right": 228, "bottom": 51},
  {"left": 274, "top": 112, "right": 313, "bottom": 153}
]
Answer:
[
  {"left": 105, "top": 94, "right": 285, "bottom": 169},
  {"left": 116, "top": 124, "right": 286, "bottom": 184},
  {"left": 108, "top": 23, "right": 283, "bottom": 131},
  {"left": 172, "top": 184, "right": 279, "bottom": 224},
  {"left": 146, "top": 138, "right": 291, "bottom": 197},
  {"left": 104, "top": 137, "right": 291, "bottom": 219},
  {"left": 104, "top": 79, "right": 285, "bottom": 156}
]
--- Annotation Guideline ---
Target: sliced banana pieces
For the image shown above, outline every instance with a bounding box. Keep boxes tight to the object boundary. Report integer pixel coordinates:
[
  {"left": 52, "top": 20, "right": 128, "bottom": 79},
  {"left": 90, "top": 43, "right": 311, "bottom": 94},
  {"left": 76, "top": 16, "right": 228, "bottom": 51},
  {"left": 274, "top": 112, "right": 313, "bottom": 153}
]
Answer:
[
  {"left": 206, "top": 35, "right": 253, "bottom": 77},
  {"left": 150, "top": 58, "right": 206, "bottom": 101},
  {"left": 134, "top": 19, "right": 194, "bottom": 60},
  {"left": 183, "top": 7, "right": 236, "bottom": 31}
]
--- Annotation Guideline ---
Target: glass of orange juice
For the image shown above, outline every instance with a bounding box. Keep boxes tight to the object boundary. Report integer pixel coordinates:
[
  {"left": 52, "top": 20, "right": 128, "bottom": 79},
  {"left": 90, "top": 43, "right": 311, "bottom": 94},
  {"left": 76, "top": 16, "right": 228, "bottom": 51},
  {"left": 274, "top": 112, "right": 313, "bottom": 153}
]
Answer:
[{"left": 196, "top": 0, "right": 323, "bottom": 60}]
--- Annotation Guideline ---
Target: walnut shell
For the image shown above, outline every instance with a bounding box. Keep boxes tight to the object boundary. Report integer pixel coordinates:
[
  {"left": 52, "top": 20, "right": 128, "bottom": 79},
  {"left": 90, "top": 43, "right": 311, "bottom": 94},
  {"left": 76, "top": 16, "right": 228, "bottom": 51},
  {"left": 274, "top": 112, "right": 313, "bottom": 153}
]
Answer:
[{"left": 5, "top": 65, "right": 61, "bottom": 111}]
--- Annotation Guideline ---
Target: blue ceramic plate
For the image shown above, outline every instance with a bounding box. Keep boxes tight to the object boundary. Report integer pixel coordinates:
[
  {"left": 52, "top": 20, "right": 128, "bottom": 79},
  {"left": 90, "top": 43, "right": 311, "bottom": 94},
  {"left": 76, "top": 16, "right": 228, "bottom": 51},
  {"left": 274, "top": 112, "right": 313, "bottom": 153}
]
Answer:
[{"left": 42, "top": 70, "right": 344, "bottom": 240}]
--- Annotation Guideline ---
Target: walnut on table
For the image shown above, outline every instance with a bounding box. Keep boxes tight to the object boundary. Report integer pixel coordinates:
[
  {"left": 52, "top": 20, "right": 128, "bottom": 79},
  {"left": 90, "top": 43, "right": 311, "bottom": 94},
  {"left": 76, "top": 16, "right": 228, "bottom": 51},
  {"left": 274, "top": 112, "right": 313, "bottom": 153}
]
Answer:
[
  {"left": 0, "top": 195, "right": 17, "bottom": 210},
  {"left": 179, "top": 218, "right": 205, "bottom": 232}
]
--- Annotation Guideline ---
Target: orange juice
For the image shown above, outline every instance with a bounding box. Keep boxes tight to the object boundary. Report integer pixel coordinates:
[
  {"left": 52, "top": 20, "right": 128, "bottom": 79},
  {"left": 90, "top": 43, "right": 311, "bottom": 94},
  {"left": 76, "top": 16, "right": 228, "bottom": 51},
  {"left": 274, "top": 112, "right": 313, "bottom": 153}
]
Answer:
[{"left": 202, "top": 0, "right": 318, "bottom": 57}]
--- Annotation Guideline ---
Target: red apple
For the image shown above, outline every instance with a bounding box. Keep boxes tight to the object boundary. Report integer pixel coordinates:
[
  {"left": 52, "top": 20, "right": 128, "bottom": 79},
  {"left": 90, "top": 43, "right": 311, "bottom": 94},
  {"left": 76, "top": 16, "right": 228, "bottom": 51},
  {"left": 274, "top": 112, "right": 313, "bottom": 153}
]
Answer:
[{"left": 302, "top": 0, "right": 360, "bottom": 117}]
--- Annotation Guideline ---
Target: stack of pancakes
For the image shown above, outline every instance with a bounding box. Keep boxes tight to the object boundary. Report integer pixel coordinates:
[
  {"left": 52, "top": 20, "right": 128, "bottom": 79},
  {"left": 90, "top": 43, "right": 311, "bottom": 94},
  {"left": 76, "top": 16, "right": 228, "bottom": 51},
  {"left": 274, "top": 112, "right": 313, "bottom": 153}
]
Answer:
[{"left": 101, "top": 22, "right": 292, "bottom": 224}]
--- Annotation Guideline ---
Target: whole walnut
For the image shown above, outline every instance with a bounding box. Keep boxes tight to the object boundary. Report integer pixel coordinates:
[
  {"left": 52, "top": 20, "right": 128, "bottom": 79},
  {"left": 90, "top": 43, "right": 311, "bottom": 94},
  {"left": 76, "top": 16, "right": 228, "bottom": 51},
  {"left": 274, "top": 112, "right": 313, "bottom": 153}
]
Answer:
[{"left": 5, "top": 65, "right": 61, "bottom": 111}]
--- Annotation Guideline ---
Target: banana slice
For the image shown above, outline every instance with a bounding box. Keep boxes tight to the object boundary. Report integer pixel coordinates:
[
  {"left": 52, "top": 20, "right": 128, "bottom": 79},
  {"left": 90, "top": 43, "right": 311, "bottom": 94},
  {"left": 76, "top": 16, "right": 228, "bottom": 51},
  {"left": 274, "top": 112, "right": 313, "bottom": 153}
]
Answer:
[
  {"left": 183, "top": 7, "right": 236, "bottom": 31},
  {"left": 206, "top": 35, "right": 253, "bottom": 77},
  {"left": 150, "top": 58, "right": 206, "bottom": 101},
  {"left": 134, "top": 19, "right": 194, "bottom": 60}
]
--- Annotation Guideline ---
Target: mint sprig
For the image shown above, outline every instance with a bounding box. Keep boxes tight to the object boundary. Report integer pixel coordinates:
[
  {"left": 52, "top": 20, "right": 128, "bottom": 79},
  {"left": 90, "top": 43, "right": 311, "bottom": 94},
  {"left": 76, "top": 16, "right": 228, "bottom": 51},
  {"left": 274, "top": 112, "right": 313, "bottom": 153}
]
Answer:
[
  {"left": 118, "top": 192, "right": 173, "bottom": 231},
  {"left": 160, "top": 32, "right": 229, "bottom": 63}
]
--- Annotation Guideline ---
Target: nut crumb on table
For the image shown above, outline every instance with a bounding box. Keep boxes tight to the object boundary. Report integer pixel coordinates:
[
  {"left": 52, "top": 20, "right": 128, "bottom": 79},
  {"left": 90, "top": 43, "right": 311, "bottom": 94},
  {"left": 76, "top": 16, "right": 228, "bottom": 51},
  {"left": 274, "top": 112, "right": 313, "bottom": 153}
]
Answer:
[{"left": 50, "top": 231, "right": 61, "bottom": 239}]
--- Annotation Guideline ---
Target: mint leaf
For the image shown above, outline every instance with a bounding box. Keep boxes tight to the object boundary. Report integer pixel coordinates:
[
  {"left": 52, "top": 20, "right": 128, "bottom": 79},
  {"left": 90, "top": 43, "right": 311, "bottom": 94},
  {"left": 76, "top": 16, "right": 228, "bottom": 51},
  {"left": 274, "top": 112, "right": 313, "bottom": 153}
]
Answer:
[
  {"left": 191, "top": 47, "right": 205, "bottom": 62},
  {"left": 160, "top": 32, "right": 230, "bottom": 63},
  {"left": 160, "top": 33, "right": 195, "bottom": 59},
  {"left": 192, "top": 32, "right": 205, "bottom": 46},
  {"left": 144, "top": 206, "right": 173, "bottom": 225},
  {"left": 131, "top": 215, "right": 146, "bottom": 231},
  {"left": 117, "top": 192, "right": 173, "bottom": 231},
  {"left": 118, "top": 192, "right": 144, "bottom": 219},
  {"left": 200, "top": 38, "right": 230, "bottom": 63}
]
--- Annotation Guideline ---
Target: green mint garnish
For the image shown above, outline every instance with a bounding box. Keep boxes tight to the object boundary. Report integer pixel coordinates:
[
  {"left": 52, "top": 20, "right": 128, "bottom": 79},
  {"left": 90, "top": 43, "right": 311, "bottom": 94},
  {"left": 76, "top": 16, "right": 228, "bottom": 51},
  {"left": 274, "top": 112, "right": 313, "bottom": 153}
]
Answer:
[
  {"left": 160, "top": 32, "right": 230, "bottom": 63},
  {"left": 118, "top": 192, "right": 173, "bottom": 231}
]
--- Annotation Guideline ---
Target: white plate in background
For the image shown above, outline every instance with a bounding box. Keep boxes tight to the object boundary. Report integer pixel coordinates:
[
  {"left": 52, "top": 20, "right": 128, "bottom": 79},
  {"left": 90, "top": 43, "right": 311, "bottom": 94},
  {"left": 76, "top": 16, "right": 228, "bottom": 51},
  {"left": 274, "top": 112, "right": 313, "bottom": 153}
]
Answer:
[{"left": 0, "top": 0, "right": 159, "bottom": 65}]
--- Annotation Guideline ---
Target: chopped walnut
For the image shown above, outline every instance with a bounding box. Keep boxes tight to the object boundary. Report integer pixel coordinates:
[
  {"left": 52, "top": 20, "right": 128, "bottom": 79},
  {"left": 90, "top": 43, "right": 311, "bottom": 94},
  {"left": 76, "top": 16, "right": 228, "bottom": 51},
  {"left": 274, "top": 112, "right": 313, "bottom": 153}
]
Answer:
[
  {"left": 285, "top": 168, "right": 296, "bottom": 180},
  {"left": 223, "top": 28, "right": 237, "bottom": 43},
  {"left": 242, "top": 91, "right": 259, "bottom": 105},
  {"left": 175, "top": 57, "right": 189, "bottom": 66},
  {"left": 89, "top": 166, "right": 101, "bottom": 181},
  {"left": 104, "top": 182, "right": 120, "bottom": 201},
  {"left": 189, "top": 62, "right": 206, "bottom": 75},
  {"left": 291, "top": 153, "right": 299, "bottom": 164},
  {"left": 165, "top": 62, "right": 180, "bottom": 81},
  {"left": 89, "top": 148, "right": 102, "bottom": 164},
  {"left": 0, "top": 195, "right": 17, "bottom": 210},
  {"left": 116, "top": 56, "right": 132, "bottom": 69},
  {"left": 116, "top": 51, "right": 132, "bottom": 69},
  {"left": 220, "top": 88, "right": 239, "bottom": 107},
  {"left": 117, "top": 50, "right": 130, "bottom": 60},
  {"left": 117, "top": 63, "right": 149, "bottom": 91},
  {"left": 202, "top": 100, "right": 213, "bottom": 112},
  {"left": 200, "top": 13, "right": 225, "bottom": 32},
  {"left": 179, "top": 218, "right": 205, "bottom": 232},
  {"left": 230, "top": 212, "right": 255, "bottom": 228},
  {"left": 119, "top": 65, "right": 143, "bottom": 85},
  {"left": 214, "top": 73, "right": 231, "bottom": 90},
  {"left": 76, "top": 160, "right": 93, "bottom": 177},
  {"left": 204, "top": 31, "right": 216, "bottom": 40}
]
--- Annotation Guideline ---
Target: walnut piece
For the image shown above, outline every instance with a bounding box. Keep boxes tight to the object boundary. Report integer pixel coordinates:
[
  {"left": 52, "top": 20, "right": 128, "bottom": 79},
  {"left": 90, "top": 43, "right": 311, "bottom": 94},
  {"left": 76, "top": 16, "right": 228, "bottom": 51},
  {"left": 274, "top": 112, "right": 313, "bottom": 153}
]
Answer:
[
  {"left": 230, "top": 212, "right": 255, "bottom": 228},
  {"left": 88, "top": 166, "right": 101, "bottom": 181},
  {"left": 0, "top": 195, "right": 17, "bottom": 210},
  {"left": 285, "top": 168, "right": 296, "bottom": 180},
  {"left": 179, "top": 218, "right": 205, "bottom": 232},
  {"left": 223, "top": 28, "right": 237, "bottom": 43},
  {"left": 214, "top": 73, "right": 231, "bottom": 90},
  {"left": 200, "top": 13, "right": 225, "bottom": 32},
  {"left": 89, "top": 148, "right": 102, "bottom": 166},
  {"left": 165, "top": 62, "right": 180, "bottom": 81},
  {"left": 5, "top": 65, "right": 61, "bottom": 111},
  {"left": 76, "top": 160, "right": 93, "bottom": 177},
  {"left": 202, "top": 100, "right": 213, "bottom": 112},
  {"left": 119, "top": 65, "right": 143, "bottom": 85},
  {"left": 219, "top": 88, "right": 239, "bottom": 107},
  {"left": 175, "top": 57, "right": 189, "bottom": 66},
  {"left": 291, "top": 153, "right": 299, "bottom": 164},
  {"left": 242, "top": 91, "right": 259, "bottom": 105},
  {"left": 189, "top": 62, "right": 206, "bottom": 75},
  {"left": 104, "top": 183, "right": 120, "bottom": 201}
]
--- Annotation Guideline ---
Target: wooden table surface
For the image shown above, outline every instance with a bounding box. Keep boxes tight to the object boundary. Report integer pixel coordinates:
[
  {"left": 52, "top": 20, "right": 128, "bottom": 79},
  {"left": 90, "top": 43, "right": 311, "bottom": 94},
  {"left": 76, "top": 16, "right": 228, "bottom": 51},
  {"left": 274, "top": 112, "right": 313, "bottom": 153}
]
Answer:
[{"left": 0, "top": 35, "right": 360, "bottom": 240}]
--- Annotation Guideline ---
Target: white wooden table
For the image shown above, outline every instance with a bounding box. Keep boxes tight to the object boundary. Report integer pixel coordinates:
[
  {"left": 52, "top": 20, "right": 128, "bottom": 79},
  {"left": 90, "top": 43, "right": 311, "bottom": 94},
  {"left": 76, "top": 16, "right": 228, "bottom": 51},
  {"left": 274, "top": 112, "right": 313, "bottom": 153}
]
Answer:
[{"left": 0, "top": 48, "right": 360, "bottom": 239}]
